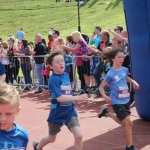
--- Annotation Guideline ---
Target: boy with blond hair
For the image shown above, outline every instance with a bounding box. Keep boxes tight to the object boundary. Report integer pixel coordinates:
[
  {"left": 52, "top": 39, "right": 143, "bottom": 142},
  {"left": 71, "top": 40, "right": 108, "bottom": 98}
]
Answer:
[{"left": 0, "top": 83, "right": 28, "bottom": 149}]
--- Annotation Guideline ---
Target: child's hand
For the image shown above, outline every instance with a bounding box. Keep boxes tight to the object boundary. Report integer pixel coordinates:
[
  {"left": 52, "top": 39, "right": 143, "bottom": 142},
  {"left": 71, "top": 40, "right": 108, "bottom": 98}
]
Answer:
[
  {"left": 78, "top": 94, "right": 88, "bottom": 100},
  {"left": 82, "top": 55, "right": 86, "bottom": 58},
  {"left": 104, "top": 96, "right": 112, "bottom": 105},
  {"left": 133, "top": 82, "right": 139, "bottom": 90}
]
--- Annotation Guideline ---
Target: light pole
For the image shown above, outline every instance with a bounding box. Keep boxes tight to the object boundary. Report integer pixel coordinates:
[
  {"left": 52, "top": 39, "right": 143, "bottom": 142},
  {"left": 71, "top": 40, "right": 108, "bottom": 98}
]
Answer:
[{"left": 77, "top": 0, "right": 81, "bottom": 32}]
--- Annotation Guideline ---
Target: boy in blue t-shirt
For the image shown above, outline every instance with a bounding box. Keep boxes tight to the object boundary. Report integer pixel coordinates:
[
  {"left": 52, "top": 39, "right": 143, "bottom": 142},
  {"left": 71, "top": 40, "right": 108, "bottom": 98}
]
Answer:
[
  {"left": 0, "top": 83, "right": 28, "bottom": 150},
  {"left": 33, "top": 50, "right": 88, "bottom": 150},
  {"left": 98, "top": 48, "right": 139, "bottom": 150}
]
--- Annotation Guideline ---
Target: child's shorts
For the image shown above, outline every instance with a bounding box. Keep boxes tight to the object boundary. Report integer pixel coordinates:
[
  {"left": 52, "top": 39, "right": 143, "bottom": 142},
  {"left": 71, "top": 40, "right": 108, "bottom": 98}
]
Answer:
[
  {"left": 82, "top": 60, "right": 90, "bottom": 76},
  {"left": 48, "top": 116, "right": 80, "bottom": 135},
  {"left": 112, "top": 102, "right": 131, "bottom": 120}
]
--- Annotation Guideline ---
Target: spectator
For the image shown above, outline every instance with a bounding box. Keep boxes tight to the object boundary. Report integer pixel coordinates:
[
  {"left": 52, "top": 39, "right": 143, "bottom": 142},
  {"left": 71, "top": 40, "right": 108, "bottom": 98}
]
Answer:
[
  {"left": 0, "top": 38, "right": 3, "bottom": 44},
  {"left": 49, "top": 27, "right": 54, "bottom": 35},
  {"left": 48, "top": 34, "right": 54, "bottom": 51},
  {"left": 17, "top": 27, "right": 25, "bottom": 41},
  {"left": 0, "top": 42, "right": 10, "bottom": 83},
  {"left": 42, "top": 54, "right": 51, "bottom": 93},
  {"left": 91, "top": 30, "right": 112, "bottom": 89},
  {"left": 62, "top": 31, "right": 90, "bottom": 89},
  {"left": 32, "top": 34, "right": 46, "bottom": 93},
  {"left": 7, "top": 36, "right": 20, "bottom": 84},
  {"left": 66, "top": 35, "right": 74, "bottom": 86},
  {"left": 90, "top": 26, "right": 102, "bottom": 48},
  {"left": 15, "top": 39, "right": 32, "bottom": 88},
  {"left": 114, "top": 25, "right": 123, "bottom": 34},
  {"left": 42, "top": 38, "right": 49, "bottom": 53},
  {"left": 53, "top": 30, "right": 60, "bottom": 44},
  {"left": 0, "top": 61, "right": 6, "bottom": 82}
]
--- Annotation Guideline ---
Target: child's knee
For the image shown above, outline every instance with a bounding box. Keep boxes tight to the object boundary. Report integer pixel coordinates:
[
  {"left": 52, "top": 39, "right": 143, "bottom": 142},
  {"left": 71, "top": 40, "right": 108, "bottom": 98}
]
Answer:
[
  {"left": 48, "top": 135, "right": 56, "bottom": 143},
  {"left": 75, "top": 134, "right": 83, "bottom": 142},
  {"left": 123, "top": 118, "right": 132, "bottom": 128}
]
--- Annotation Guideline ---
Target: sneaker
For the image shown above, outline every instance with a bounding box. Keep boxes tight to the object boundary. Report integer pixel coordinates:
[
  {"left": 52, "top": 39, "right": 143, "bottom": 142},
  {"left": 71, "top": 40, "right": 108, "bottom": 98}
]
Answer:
[
  {"left": 32, "top": 141, "right": 39, "bottom": 150},
  {"left": 104, "top": 87, "right": 111, "bottom": 94},
  {"left": 126, "top": 145, "right": 137, "bottom": 150},
  {"left": 98, "top": 106, "right": 109, "bottom": 118}
]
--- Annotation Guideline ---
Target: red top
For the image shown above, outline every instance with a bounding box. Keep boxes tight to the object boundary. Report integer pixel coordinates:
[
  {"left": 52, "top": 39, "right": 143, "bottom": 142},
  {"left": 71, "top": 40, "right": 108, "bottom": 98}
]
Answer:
[{"left": 48, "top": 38, "right": 54, "bottom": 47}]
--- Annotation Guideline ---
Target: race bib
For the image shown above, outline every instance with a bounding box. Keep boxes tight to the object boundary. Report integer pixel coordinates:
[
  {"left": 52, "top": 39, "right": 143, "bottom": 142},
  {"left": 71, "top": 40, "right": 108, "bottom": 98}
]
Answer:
[
  {"left": 61, "top": 85, "right": 72, "bottom": 95},
  {"left": 118, "top": 86, "right": 130, "bottom": 98}
]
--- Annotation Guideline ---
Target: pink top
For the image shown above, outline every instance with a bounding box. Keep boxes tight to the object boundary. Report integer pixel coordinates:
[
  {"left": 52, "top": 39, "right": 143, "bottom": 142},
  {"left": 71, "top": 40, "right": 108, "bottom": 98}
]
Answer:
[
  {"left": 42, "top": 63, "right": 51, "bottom": 76},
  {"left": 73, "top": 50, "right": 82, "bottom": 66}
]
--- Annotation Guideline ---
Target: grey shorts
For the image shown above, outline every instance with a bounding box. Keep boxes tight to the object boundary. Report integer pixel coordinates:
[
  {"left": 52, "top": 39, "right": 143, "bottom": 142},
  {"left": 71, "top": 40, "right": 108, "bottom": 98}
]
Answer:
[{"left": 48, "top": 116, "right": 80, "bottom": 135}]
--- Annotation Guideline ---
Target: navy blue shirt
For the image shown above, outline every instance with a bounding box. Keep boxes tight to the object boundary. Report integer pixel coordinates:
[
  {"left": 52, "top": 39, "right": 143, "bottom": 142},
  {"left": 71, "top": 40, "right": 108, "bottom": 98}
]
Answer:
[
  {"left": 48, "top": 72, "right": 77, "bottom": 124},
  {"left": 0, "top": 62, "right": 6, "bottom": 75},
  {"left": 0, "top": 123, "right": 28, "bottom": 150}
]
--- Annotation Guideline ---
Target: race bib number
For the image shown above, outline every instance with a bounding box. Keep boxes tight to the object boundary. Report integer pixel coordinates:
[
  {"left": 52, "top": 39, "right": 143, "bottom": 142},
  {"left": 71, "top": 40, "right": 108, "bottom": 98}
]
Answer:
[
  {"left": 118, "top": 86, "right": 130, "bottom": 98},
  {"left": 61, "top": 85, "right": 72, "bottom": 95}
]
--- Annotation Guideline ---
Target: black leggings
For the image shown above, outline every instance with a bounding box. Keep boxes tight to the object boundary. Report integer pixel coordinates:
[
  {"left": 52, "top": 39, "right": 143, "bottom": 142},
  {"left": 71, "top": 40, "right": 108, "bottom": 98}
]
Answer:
[
  {"left": 44, "top": 75, "right": 49, "bottom": 85},
  {"left": 4, "top": 64, "right": 19, "bottom": 84},
  {"left": 77, "top": 66, "right": 85, "bottom": 89}
]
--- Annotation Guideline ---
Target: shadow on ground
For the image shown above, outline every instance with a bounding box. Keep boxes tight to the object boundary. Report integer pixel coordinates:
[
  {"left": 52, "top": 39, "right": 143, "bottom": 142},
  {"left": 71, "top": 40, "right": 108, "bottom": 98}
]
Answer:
[{"left": 105, "top": 0, "right": 122, "bottom": 11}]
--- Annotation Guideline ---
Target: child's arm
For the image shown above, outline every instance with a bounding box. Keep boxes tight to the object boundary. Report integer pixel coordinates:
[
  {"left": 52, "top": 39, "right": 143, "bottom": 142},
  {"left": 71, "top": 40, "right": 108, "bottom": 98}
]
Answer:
[
  {"left": 57, "top": 94, "right": 88, "bottom": 102},
  {"left": 99, "top": 81, "right": 112, "bottom": 105},
  {"left": 126, "top": 76, "right": 139, "bottom": 89}
]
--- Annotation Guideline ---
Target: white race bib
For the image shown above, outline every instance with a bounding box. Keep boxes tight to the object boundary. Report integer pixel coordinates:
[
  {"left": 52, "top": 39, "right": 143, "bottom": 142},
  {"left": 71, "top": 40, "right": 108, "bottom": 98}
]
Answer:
[{"left": 118, "top": 86, "right": 130, "bottom": 98}]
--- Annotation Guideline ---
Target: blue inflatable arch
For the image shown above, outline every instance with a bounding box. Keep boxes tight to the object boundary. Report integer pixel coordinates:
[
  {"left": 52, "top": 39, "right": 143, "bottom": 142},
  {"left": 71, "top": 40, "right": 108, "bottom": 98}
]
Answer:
[{"left": 123, "top": 0, "right": 150, "bottom": 120}]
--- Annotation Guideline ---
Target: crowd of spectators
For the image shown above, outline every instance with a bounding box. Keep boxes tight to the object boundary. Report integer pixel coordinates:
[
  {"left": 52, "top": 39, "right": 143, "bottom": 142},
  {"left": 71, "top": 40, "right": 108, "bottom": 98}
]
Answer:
[{"left": 0, "top": 25, "right": 129, "bottom": 95}]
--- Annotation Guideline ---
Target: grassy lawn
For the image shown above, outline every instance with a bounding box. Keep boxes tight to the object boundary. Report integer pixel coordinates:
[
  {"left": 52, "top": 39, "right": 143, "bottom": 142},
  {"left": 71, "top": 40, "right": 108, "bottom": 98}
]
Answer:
[{"left": 0, "top": 0, "right": 125, "bottom": 42}]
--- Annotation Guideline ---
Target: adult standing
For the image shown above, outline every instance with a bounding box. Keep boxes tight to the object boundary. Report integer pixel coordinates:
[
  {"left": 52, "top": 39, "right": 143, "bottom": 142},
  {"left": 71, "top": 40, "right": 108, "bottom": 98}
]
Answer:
[
  {"left": 32, "top": 34, "right": 46, "bottom": 93},
  {"left": 15, "top": 39, "right": 32, "bottom": 87},
  {"left": 53, "top": 30, "right": 60, "bottom": 44},
  {"left": 17, "top": 28, "right": 25, "bottom": 41},
  {"left": 91, "top": 31, "right": 112, "bottom": 88},
  {"left": 49, "top": 27, "right": 54, "bottom": 35},
  {"left": 7, "top": 36, "right": 20, "bottom": 84},
  {"left": 62, "top": 31, "right": 90, "bottom": 89},
  {"left": 90, "top": 26, "right": 102, "bottom": 48}
]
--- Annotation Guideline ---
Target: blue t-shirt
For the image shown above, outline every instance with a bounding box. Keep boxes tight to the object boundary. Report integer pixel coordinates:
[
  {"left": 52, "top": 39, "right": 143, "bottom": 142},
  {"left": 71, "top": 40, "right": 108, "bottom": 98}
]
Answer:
[
  {"left": 64, "top": 52, "right": 72, "bottom": 72},
  {"left": 48, "top": 72, "right": 77, "bottom": 124},
  {"left": 93, "top": 54, "right": 100, "bottom": 68},
  {"left": 90, "top": 34, "right": 101, "bottom": 48},
  {"left": 0, "top": 123, "right": 28, "bottom": 150},
  {"left": 17, "top": 31, "right": 25, "bottom": 41},
  {"left": 104, "top": 66, "right": 130, "bottom": 105},
  {"left": 0, "top": 62, "right": 6, "bottom": 75}
]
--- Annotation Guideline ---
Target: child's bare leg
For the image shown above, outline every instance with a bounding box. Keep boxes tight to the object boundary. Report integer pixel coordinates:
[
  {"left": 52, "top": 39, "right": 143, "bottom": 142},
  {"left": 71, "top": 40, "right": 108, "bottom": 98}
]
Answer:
[
  {"left": 70, "top": 126, "right": 83, "bottom": 150},
  {"left": 37, "top": 134, "right": 57, "bottom": 150},
  {"left": 106, "top": 112, "right": 124, "bottom": 126},
  {"left": 122, "top": 116, "right": 133, "bottom": 147}
]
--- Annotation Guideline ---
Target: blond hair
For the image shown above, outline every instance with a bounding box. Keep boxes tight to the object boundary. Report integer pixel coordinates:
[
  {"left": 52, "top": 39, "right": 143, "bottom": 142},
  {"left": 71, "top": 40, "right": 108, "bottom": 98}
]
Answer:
[
  {"left": 72, "top": 31, "right": 83, "bottom": 42},
  {"left": 57, "top": 37, "right": 66, "bottom": 45},
  {"left": 0, "top": 83, "right": 20, "bottom": 107}
]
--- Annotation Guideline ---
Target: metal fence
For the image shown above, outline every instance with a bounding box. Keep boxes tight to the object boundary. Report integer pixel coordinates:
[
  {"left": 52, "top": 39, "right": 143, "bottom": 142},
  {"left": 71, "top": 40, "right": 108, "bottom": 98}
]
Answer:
[{"left": 1, "top": 54, "right": 104, "bottom": 97}]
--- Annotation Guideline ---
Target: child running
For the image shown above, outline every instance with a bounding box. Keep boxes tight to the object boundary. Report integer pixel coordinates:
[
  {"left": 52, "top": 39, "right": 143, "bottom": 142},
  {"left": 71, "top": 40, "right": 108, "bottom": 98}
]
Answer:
[
  {"left": 33, "top": 50, "right": 88, "bottom": 150},
  {"left": 98, "top": 48, "right": 139, "bottom": 150},
  {"left": 0, "top": 83, "right": 28, "bottom": 149}
]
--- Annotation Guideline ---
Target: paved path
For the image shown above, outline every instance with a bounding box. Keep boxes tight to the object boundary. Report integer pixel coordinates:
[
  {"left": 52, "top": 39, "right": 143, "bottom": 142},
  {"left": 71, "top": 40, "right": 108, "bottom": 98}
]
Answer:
[{"left": 16, "top": 92, "right": 150, "bottom": 150}]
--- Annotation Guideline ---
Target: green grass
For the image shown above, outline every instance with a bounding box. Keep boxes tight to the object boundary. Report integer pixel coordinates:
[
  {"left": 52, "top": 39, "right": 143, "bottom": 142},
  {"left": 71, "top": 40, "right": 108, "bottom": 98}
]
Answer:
[{"left": 0, "top": 0, "right": 125, "bottom": 42}]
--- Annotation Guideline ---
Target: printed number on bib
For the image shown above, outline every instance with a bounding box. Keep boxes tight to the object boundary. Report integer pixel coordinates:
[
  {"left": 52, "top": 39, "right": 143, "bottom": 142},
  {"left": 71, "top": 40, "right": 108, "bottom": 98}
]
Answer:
[{"left": 118, "top": 86, "right": 130, "bottom": 98}]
